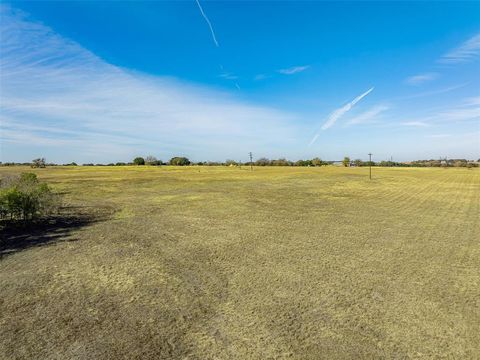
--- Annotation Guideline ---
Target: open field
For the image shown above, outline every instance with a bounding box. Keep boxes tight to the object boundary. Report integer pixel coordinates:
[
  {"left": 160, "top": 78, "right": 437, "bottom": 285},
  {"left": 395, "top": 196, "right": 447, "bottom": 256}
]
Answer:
[{"left": 1, "top": 166, "right": 479, "bottom": 359}]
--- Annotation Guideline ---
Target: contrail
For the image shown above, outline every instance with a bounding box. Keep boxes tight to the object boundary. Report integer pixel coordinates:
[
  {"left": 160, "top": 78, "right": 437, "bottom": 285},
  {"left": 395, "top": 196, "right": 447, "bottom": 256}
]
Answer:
[
  {"left": 195, "top": 0, "right": 219, "bottom": 47},
  {"left": 309, "top": 87, "right": 374, "bottom": 146}
]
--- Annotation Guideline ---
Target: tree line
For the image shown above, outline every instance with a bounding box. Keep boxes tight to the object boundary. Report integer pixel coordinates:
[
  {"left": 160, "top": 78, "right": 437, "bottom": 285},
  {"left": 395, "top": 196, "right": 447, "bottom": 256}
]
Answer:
[{"left": 1, "top": 156, "right": 478, "bottom": 168}]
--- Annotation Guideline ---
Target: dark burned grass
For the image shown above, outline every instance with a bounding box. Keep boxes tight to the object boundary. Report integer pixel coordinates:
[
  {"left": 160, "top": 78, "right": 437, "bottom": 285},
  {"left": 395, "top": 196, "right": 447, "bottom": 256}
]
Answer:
[{"left": 0, "top": 166, "right": 479, "bottom": 359}]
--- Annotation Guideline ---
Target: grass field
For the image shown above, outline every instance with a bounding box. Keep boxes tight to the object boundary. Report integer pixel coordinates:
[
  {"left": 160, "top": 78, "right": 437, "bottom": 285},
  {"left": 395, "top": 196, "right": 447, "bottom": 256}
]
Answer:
[{"left": 1, "top": 166, "right": 479, "bottom": 359}]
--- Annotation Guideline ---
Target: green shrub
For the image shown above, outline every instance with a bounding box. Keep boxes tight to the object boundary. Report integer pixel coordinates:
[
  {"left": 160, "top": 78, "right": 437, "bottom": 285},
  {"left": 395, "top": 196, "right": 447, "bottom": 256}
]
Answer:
[
  {"left": 0, "top": 173, "right": 60, "bottom": 222},
  {"left": 169, "top": 157, "right": 191, "bottom": 166},
  {"left": 133, "top": 157, "right": 145, "bottom": 165}
]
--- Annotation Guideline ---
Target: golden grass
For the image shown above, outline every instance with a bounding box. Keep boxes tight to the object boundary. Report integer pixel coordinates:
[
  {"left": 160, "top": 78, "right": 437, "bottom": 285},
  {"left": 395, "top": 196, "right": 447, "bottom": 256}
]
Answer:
[{"left": 1, "top": 166, "right": 479, "bottom": 359}]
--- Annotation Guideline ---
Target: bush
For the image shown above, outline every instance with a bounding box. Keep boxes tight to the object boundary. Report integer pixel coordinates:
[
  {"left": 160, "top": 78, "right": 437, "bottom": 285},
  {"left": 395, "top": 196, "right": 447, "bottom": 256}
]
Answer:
[
  {"left": 133, "top": 157, "right": 145, "bottom": 165},
  {"left": 169, "top": 157, "right": 191, "bottom": 166},
  {"left": 0, "top": 173, "right": 60, "bottom": 222},
  {"left": 295, "top": 159, "right": 312, "bottom": 167}
]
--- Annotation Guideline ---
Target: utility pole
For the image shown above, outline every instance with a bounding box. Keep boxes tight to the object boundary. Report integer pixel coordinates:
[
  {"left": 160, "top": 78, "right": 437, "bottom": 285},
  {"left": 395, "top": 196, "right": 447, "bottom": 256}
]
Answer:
[
  {"left": 368, "top": 153, "right": 372, "bottom": 180},
  {"left": 249, "top": 152, "right": 253, "bottom": 171}
]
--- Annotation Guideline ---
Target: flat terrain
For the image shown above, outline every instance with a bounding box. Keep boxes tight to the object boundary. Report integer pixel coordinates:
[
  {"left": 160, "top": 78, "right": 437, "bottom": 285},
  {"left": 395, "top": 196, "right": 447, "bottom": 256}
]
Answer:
[{"left": 1, "top": 166, "right": 479, "bottom": 359}]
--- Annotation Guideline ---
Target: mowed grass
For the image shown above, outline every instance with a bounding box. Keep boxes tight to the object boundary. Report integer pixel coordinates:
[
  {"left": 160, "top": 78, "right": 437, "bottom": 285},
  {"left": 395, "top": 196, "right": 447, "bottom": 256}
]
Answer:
[{"left": 1, "top": 165, "right": 479, "bottom": 359}]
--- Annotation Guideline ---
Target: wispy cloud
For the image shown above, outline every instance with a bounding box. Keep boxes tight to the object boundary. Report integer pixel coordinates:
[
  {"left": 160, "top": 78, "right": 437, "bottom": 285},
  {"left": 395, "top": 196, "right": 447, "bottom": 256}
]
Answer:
[
  {"left": 405, "top": 72, "right": 438, "bottom": 85},
  {"left": 400, "top": 121, "right": 430, "bottom": 127},
  {"left": 0, "top": 5, "right": 301, "bottom": 162},
  {"left": 195, "top": 0, "right": 219, "bottom": 47},
  {"left": 439, "top": 33, "right": 480, "bottom": 64},
  {"left": 398, "top": 83, "right": 468, "bottom": 100},
  {"left": 219, "top": 72, "right": 238, "bottom": 80},
  {"left": 309, "top": 87, "right": 374, "bottom": 146},
  {"left": 464, "top": 96, "right": 480, "bottom": 106},
  {"left": 254, "top": 74, "right": 269, "bottom": 81},
  {"left": 346, "top": 104, "right": 389, "bottom": 126},
  {"left": 438, "top": 106, "right": 480, "bottom": 122},
  {"left": 393, "top": 96, "right": 480, "bottom": 128},
  {"left": 426, "top": 134, "right": 451, "bottom": 138},
  {"left": 278, "top": 65, "right": 310, "bottom": 75}
]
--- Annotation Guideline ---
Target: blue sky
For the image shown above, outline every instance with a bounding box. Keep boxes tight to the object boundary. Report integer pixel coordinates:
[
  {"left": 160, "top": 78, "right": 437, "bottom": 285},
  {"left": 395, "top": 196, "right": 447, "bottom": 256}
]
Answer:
[{"left": 1, "top": 1, "right": 479, "bottom": 163}]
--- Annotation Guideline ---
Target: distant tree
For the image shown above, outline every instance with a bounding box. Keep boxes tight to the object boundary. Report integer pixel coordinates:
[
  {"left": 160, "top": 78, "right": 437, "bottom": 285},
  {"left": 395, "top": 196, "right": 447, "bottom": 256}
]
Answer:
[
  {"left": 115, "top": 162, "right": 126, "bottom": 166},
  {"left": 145, "top": 156, "right": 161, "bottom": 165},
  {"left": 453, "top": 160, "right": 467, "bottom": 167},
  {"left": 133, "top": 157, "right": 145, "bottom": 165},
  {"left": 31, "top": 158, "right": 46, "bottom": 168},
  {"left": 342, "top": 157, "right": 350, "bottom": 167},
  {"left": 255, "top": 158, "right": 271, "bottom": 166},
  {"left": 271, "top": 158, "right": 292, "bottom": 166},
  {"left": 169, "top": 157, "right": 191, "bottom": 166},
  {"left": 225, "top": 159, "right": 238, "bottom": 166},
  {"left": 311, "top": 157, "right": 323, "bottom": 167},
  {"left": 353, "top": 159, "right": 363, "bottom": 167},
  {"left": 295, "top": 159, "right": 312, "bottom": 167}
]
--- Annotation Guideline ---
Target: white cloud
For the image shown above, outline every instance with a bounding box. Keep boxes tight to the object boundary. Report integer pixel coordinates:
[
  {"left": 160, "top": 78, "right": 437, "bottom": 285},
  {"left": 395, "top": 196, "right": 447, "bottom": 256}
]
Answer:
[
  {"left": 346, "top": 104, "right": 389, "bottom": 126},
  {"left": 321, "top": 88, "right": 374, "bottom": 131},
  {"left": 400, "top": 121, "right": 430, "bottom": 127},
  {"left": 439, "top": 33, "right": 480, "bottom": 64},
  {"left": 405, "top": 72, "right": 438, "bottom": 85},
  {"left": 309, "top": 87, "right": 374, "bottom": 146},
  {"left": 278, "top": 65, "right": 310, "bottom": 75},
  {"left": 0, "top": 5, "right": 301, "bottom": 162}
]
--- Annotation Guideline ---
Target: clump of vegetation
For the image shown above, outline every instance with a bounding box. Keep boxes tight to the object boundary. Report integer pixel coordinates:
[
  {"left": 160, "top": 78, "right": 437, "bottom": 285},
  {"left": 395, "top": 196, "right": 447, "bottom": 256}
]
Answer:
[
  {"left": 0, "top": 173, "right": 60, "bottom": 223},
  {"left": 169, "top": 157, "right": 191, "bottom": 166},
  {"left": 133, "top": 157, "right": 145, "bottom": 165},
  {"left": 145, "top": 156, "right": 162, "bottom": 165},
  {"left": 31, "top": 158, "right": 46, "bottom": 168}
]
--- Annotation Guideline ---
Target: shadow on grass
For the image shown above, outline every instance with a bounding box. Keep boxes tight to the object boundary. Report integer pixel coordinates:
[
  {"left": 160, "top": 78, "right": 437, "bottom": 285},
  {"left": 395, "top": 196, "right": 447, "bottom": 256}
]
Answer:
[{"left": 0, "top": 207, "right": 111, "bottom": 259}]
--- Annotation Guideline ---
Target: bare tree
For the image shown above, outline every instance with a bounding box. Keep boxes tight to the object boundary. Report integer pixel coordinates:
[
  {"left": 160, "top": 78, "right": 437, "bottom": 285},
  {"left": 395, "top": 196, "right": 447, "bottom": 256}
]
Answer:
[{"left": 31, "top": 158, "right": 46, "bottom": 168}]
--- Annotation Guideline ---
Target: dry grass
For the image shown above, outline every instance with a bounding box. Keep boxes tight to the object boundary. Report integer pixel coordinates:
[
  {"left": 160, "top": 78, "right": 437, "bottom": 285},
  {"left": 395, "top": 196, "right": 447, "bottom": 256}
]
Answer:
[{"left": 1, "top": 165, "right": 479, "bottom": 359}]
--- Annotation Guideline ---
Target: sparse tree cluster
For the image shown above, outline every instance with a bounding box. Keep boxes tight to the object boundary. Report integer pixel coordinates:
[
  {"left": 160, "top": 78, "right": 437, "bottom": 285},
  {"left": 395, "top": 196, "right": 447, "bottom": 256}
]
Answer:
[
  {"left": 248, "top": 157, "right": 328, "bottom": 167},
  {"left": 0, "top": 173, "right": 60, "bottom": 222},
  {"left": 408, "top": 159, "right": 478, "bottom": 167},
  {"left": 31, "top": 158, "right": 46, "bottom": 168}
]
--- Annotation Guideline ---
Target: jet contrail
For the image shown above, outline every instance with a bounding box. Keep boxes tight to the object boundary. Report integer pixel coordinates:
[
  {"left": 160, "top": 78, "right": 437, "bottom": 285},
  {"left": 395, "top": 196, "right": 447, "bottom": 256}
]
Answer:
[
  {"left": 309, "top": 87, "right": 374, "bottom": 146},
  {"left": 195, "top": 0, "right": 219, "bottom": 47}
]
